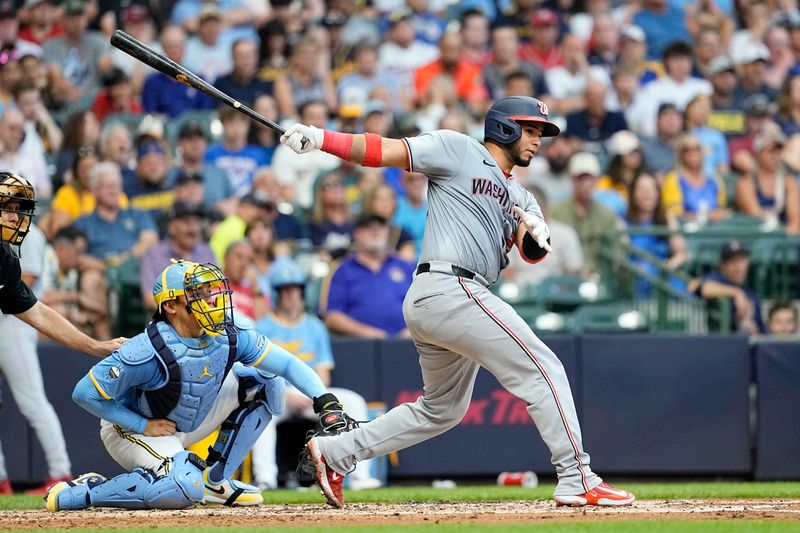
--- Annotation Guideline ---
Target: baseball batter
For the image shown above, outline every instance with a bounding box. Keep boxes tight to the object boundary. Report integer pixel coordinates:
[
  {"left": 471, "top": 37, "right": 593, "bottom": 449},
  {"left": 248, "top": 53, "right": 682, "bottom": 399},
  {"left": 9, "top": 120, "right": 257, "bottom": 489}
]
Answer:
[{"left": 279, "top": 96, "right": 635, "bottom": 508}]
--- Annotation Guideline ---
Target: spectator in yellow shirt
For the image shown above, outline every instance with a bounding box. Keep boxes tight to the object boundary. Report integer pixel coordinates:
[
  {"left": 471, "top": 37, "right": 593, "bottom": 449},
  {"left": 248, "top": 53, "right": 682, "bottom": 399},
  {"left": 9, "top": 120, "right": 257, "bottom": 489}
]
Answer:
[
  {"left": 661, "top": 133, "right": 730, "bottom": 222},
  {"left": 209, "top": 191, "right": 275, "bottom": 264},
  {"left": 46, "top": 146, "right": 129, "bottom": 238}
]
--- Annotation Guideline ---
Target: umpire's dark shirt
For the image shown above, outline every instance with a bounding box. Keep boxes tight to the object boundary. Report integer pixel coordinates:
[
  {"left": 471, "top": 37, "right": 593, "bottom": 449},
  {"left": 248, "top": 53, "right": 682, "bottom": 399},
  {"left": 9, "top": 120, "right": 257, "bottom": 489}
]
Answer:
[{"left": 0, "top": 244, "right": 38, "bottom": 314}]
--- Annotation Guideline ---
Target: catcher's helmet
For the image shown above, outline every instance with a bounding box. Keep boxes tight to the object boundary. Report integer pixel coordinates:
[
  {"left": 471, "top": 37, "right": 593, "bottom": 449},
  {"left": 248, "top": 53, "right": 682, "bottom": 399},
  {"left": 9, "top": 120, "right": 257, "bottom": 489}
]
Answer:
[
  {"left": 0, "top": 172, "right": 37, "bottom": 256},
  {"left": 484, "top": 96, "right": 560, "bottom": 144},
  {"left": 152, "top": 260, "right": 236, "bottom": 336}
]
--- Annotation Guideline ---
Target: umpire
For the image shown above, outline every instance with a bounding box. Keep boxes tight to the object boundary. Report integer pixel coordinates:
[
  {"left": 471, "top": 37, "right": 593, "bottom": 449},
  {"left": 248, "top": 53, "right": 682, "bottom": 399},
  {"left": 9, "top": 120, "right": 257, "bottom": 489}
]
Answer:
[{"left": 0, "top": 172, "right": 124, "bottom": 357}]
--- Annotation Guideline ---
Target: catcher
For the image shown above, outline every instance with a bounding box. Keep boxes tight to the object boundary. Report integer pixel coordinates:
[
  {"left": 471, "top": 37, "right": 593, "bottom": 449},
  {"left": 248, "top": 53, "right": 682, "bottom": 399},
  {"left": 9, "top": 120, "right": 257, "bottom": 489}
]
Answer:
[{"left": 46, "top": 259, "right": 354, "bottom": 511}]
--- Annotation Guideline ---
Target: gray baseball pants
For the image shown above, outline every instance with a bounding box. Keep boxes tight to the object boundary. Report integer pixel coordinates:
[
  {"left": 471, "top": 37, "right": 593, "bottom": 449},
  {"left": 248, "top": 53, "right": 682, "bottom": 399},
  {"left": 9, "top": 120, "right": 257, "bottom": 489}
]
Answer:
[{"left": 316, "top": 269, "right": 601, "bottom": 496}]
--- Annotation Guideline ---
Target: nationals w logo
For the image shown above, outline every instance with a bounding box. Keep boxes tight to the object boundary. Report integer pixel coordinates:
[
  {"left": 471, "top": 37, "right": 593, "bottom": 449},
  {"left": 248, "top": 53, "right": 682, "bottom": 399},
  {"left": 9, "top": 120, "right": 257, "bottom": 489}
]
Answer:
[{"left": 538, "top": 100, "right": 549, "bottom": 116}]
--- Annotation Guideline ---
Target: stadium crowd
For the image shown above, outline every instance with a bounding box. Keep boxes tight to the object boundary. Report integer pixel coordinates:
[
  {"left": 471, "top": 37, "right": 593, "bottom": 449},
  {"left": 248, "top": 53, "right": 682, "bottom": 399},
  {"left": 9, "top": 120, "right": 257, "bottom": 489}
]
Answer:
[{"left": 1, "top": 0, "right": 800, "bottom": 492}]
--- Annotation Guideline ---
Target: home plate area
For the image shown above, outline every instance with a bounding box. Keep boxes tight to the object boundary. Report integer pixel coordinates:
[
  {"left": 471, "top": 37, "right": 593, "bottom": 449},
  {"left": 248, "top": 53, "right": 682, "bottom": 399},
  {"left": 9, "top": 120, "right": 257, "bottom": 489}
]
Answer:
[{"left": 1, "top": 499, "right": 799, "bottom": 529}]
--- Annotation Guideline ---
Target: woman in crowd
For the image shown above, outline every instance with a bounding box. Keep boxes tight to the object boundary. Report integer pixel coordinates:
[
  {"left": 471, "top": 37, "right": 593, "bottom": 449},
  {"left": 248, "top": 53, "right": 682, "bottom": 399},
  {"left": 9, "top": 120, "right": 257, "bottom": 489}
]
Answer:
[
  {"left": 683, "top": 94, "right": 729, "bottom": 179},
  {"left": 248, "top": 94, "right": 280, "bottom": 164},
  {"left": 661, "top": 133, "right": 731, "bottom": 223},
  {"left": 735, "top": 128, "right": 800, "bottom": 233},
  {"left": 45, "top": 146, "right": 102, "bottom": 239},
  {"left": 54, "top": 110, "right": 101, "bottom": 189},
  {"left": 362, "top": 182, "right": 416, "bottom": 261},
  {"left": 775, "top": 71, "right": 800, "bottom": 136},
  {"left": 626, "top": 172, "right": 688, "bottom": 297},
  {"left": 595, "top": 130, "right": 643, "bottom": 216},
  {"left": 246, "top": 218, "right": 278, "bottom": 299},
  {"left": 273, "top": 36, "right": 336, "bottom": 118},
  {"left": 308, "top": 170, "right": 353, "bottom": 261}
]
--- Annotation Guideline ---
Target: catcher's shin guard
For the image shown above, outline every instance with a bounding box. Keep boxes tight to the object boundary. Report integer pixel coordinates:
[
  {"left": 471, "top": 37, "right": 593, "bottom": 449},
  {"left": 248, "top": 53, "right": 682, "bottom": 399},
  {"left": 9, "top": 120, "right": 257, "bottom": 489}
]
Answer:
[
  {"left": 85, "top": 451, "right": 205, "bottom": 510},
  {"left": 205, "top": 386, "right": 278, "bottom": 483}
]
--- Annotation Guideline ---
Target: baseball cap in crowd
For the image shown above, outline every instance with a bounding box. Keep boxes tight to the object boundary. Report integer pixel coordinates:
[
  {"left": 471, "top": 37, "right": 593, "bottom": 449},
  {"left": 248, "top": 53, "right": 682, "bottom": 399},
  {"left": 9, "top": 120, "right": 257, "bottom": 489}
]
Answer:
[
  {"left": 199, "top": 3, "right": 221, "bottom": 22},
  {"left": 607, "top": 130, "right": 640, "bottom": 156},
  {"left": 338, "top": 87, "right": 367, "bottom": 119},
  {"left": 354, "top": 212, "right": 388, "bottom": 230},
  {"left": 720, "top": 240, "right": 750, "bottom": 262},
  {"left": 175, "top": 170, "right": 204, "bottom": 186},
  {"left": 388, "top": 7, "right": 413, "bottom": 26},
  {"left": 707, "top": 55, "right": 735, "bottom": 76},
  {"left": 734, "top": 42, "right": 769, "bottom": 65},
  {"left": 62, "top": 0, "right": 86, "bottom": 16},
  {"left": 568, "top": 152, "right": 601, "bottom": 177},
  {"left": 137, "top": 114, "right": 165, "bottom": 140},
  {"left": 121, "top": 4, "right": 150, "bottom": 24},
  {"left": 241, "top": 190, "right": 275, "bottom": 210},
  {"left": 168, "top": 201, "right": 205, "bottom": 220},
  {"left": 137, "top": 141, "right": 165, "bottom": 158},
  {"left": 530, "top": 8, "right": 558, "bottom": 27},
  {"left": 178, "top": 121, "right": 207, "bottom": 140},
  {"left": 744, "top": 95, "right": 771, "bottom": 117},
  {"left": 0, "top": 0, "right": 16, "bottom": 17},
  {"left": 621, "top": 25, "right": 646, "bottom": 43},
  {"left": 322, "top": 10, "right": 347, "bottom": 28},
  {"left": 753, "top": 128, "right": 786, "bottom": 152},
  {"left": 364, "top": 99, "right": 390, "bottom": 119}
]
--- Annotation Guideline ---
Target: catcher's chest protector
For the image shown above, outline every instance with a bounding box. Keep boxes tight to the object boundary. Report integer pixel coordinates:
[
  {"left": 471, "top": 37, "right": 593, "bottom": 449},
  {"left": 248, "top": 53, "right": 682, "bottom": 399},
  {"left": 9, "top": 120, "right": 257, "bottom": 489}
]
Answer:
[{"left": 144, "top": 321, "right": 237, "bottom": 432}]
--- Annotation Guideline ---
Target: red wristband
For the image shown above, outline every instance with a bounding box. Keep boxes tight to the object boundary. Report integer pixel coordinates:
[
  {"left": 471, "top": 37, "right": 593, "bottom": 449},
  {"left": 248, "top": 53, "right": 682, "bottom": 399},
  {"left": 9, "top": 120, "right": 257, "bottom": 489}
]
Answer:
[
  {"left": 321, "top": 130, "right": 355, "bottom": 160},
  {"left": 363, "top": 133, "right": 383, "bottom": 167}
]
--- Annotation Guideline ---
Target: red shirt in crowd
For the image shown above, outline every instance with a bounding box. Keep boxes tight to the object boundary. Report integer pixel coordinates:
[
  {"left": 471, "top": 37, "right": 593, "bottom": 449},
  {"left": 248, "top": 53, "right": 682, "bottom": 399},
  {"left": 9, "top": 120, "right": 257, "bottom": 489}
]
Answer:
[{"left": 90, "top": 91, "right": 143, "bottom": 122}]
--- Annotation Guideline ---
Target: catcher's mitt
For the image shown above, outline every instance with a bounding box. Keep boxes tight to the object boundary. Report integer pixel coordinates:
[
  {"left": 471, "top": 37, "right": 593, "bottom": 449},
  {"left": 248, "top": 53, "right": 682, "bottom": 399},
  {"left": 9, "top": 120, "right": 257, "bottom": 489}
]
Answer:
[
  {"left": 297, "top": 393, "right": 361, "bottom": 480},
  {"left": 309, "top": 393, "right": 360, "bottom": 437}
]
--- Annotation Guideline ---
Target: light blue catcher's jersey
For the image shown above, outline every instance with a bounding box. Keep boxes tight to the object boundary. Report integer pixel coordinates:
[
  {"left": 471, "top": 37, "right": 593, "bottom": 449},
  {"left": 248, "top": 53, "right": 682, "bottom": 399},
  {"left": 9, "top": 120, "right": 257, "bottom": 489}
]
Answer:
[{"left": 85, "top": 316, "right": 273, "bottom": 433}]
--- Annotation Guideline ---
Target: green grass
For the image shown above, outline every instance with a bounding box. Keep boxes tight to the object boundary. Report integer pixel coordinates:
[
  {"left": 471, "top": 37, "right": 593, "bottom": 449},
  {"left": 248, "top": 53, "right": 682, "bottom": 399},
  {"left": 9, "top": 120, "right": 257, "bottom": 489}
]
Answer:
[
  {"left": 3, "top": 523, "right": 800, "bottom": 533},
  {"left": 4, "top": 481, "right": 800, "bottom": 511}
]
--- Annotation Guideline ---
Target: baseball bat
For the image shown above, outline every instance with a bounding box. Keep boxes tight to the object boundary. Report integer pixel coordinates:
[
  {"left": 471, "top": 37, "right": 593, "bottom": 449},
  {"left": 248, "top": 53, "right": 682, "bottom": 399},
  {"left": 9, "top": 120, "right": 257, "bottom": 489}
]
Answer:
[{"left": 110, "top": 30, "right": 287, "bottom": 137}]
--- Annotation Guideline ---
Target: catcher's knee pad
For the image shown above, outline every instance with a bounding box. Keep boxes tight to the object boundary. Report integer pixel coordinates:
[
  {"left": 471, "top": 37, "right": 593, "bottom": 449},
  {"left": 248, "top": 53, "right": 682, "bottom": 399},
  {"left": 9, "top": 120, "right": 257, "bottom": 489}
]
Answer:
[
  {"left": 88, "top": 451, "right": 206, "bottom": 510},
  {"left": 206, "top": 396, "right": 273, "bottom": 482},
  {"left": 233, "top": 363, "right": 286, "bottom": 416}
]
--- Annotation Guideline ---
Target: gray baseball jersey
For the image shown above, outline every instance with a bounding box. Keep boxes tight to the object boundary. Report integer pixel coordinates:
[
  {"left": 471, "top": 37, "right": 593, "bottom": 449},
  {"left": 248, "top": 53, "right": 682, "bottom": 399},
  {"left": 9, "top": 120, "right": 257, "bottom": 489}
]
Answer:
[
  {"left": 408, "top": 130, "right": 545, "bottom": 284},
  {"left": 315, "top": 129, "right": 601, "bottom": 497}
]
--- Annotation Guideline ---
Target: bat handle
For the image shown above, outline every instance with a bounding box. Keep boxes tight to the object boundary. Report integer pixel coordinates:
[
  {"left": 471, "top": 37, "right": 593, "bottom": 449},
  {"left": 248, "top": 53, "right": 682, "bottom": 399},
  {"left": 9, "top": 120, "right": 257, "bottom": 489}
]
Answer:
[{"left": 300, "top": 138, "right": 309, "bottom": 150}]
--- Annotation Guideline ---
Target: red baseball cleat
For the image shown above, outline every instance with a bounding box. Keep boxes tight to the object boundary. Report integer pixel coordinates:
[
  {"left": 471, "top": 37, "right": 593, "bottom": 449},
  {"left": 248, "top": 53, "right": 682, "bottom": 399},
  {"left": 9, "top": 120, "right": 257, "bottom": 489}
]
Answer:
[
  {"left": 0, "top": 479, "right": 11, "bottom": 495},
  {"left": 554, "top": 482, "right": 635, "bottom": 507},
  {"left": 25, "top": 477, "right": 72, "bottom": 496},
  {"left": 305, "top": 437, "right": 345, "bottom": 509}
]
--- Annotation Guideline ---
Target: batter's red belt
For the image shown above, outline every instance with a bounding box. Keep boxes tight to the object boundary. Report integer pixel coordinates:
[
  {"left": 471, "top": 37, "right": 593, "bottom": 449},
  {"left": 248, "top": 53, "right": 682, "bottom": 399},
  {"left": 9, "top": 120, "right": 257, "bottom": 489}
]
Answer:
[{"left": 416, "top": 262, "right": 490, "bottom": 287}]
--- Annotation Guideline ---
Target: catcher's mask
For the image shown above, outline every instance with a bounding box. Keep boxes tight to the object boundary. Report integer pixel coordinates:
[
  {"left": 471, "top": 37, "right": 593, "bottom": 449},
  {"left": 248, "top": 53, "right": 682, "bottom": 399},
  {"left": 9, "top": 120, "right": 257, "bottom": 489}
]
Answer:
[
  {"left": 152, "top": 260, "right": 236, "bottom": 336},
  {"left": 0, "top": 172, "right": 36, "bottom": 258}
]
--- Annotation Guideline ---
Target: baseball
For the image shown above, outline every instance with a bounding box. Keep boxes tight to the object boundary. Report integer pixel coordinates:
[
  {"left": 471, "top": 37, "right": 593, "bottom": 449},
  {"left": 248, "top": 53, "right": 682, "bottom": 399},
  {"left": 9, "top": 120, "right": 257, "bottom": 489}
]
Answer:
[{"left": 233, "top": 101, "right": 241, "bottom": 109}]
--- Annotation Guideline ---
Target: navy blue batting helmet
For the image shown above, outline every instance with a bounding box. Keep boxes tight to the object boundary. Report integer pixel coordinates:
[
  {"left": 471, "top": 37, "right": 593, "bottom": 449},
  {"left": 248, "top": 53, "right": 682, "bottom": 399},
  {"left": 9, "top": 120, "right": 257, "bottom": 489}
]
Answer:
[{"left": 484, "top": 96, "right": 560, "bottom": 144}]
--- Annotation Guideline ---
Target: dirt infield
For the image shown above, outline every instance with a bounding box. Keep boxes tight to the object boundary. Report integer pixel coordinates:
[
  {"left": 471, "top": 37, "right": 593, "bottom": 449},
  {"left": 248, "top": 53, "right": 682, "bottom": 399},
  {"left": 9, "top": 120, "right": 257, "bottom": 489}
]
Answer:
[{"left": 3, "top": 499, "right": 800, "bottom": 529}]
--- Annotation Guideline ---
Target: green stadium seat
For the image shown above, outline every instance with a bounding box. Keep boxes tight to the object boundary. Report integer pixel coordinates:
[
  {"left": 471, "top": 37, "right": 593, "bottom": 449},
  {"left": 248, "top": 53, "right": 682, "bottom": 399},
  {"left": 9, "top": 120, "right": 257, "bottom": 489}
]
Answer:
[
  {"left": 107, "top": 258, "right": 148, "bottom": 338},
  {"left": 529, "top": 275, "right": 610, "bottom": 312},
  {"left": 571, "top": 303, "right": 648, "bottom": 333},
  {"left": 165, "top": 109, "right": 220, "bottom": 145}
]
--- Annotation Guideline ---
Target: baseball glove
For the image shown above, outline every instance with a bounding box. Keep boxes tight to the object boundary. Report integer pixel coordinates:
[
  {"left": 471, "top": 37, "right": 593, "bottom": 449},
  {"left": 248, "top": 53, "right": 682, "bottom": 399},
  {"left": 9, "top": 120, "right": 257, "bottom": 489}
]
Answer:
[{"left": 310, "top": 393, "right": 359, "bottom": 437}]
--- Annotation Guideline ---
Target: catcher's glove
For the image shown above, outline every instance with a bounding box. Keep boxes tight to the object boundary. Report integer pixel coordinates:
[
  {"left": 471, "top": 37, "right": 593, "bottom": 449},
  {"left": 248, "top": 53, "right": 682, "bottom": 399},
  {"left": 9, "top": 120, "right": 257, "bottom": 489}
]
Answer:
[{"left": 310, "top": 393, "right": 359, "bottom": 437}]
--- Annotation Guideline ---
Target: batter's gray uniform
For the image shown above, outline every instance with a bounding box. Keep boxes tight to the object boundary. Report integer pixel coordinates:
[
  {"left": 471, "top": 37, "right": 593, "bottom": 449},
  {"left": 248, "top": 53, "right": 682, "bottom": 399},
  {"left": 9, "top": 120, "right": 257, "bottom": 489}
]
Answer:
[{"left": 315, "top": 130, "right": 601, "bottom": 496}]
